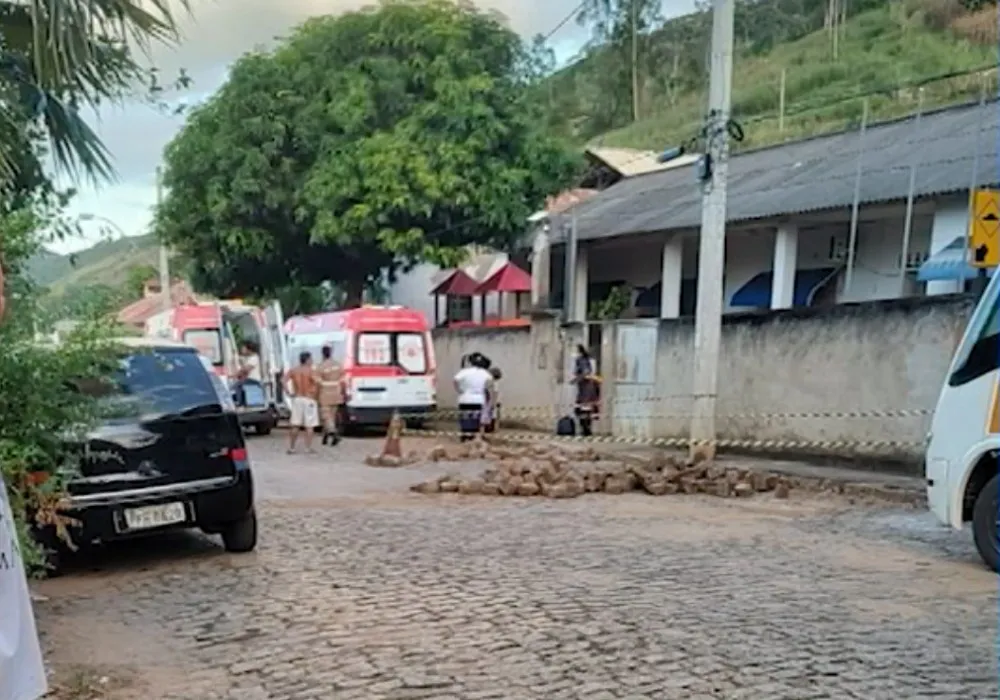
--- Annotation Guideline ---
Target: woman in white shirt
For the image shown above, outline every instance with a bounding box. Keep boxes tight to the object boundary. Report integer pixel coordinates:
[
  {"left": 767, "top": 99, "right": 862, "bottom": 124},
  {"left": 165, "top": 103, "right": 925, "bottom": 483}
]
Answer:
[{"left": 453, "top": 352, "right": 493, "bottom": 441}]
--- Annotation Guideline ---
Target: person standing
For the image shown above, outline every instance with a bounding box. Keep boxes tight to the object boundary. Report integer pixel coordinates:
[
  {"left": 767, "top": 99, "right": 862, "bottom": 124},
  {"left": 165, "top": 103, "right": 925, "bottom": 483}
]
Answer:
[
  {"left": 572, "top": 344, "right": 601, "bottom": 437},
  {"left": 453, "top": 352, "right": 492, "bottom": 441},
  {"left": 316, "top": 345, "right": 344, "bottom": 446},
  {"left": 286, "top": 352, "right": 320, "bottom": 454}
]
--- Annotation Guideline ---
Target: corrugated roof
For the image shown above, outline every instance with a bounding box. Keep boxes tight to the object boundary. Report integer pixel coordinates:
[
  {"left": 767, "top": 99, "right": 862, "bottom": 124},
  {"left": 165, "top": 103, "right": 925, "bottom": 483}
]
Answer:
[{"left": 557, "top": 99, "right": 1000, "bottom": 244}]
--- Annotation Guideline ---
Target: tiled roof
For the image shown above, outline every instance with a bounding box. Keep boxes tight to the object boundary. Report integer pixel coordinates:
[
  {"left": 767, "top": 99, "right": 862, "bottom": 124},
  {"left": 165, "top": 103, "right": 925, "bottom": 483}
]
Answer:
[
  {"left": 555, "top": 99, "right": 1000, "bottom": 244},
  {"left": 116, "top": 281, "right": 199, "bottom": 326}
]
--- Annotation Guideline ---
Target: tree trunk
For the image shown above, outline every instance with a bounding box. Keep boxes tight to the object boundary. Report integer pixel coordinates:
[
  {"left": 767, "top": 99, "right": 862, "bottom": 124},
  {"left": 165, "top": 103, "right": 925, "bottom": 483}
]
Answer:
[{"left": 343, "top": 278, "right": 365, "bottom": 309}]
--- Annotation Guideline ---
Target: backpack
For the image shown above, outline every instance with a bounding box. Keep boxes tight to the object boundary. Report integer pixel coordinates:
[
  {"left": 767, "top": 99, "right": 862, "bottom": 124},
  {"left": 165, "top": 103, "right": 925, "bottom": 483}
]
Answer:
[{"left": 556, "top": 415, "right": 576, "bottom": 436}]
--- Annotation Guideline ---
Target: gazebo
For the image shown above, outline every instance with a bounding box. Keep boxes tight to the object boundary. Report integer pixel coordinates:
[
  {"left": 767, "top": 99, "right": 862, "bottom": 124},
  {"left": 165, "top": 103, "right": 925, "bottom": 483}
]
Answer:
[
  {"left": 474, "top": 261, "right": 531, "bottom": 326},
  {"left": 430, "top": 268, "right": 479, "bottom": 327}
]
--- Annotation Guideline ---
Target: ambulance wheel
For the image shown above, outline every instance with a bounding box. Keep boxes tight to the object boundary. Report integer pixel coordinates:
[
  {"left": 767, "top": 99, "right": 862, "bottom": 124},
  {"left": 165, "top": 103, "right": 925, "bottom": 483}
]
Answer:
[{"left": 971, "top": 473, "right": 1000, "bottom": 573}]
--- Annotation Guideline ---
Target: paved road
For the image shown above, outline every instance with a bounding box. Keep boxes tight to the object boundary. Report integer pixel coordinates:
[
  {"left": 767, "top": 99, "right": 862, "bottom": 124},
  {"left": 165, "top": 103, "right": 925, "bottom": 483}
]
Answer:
[{"left": 36, "top": 434, "right": 997, "bottom": 700}]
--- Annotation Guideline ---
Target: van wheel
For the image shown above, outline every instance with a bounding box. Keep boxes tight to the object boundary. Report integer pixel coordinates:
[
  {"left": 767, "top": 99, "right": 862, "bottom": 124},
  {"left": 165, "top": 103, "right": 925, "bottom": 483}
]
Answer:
[
  {"left": 256, "top": 420, "right": 273, "bottom": 436},
  {"left": 971, "top": 474, "right": 1000, "bottom": 573},
  {"left": 221, "top": 510, "right": 257, "bottom": 553}
]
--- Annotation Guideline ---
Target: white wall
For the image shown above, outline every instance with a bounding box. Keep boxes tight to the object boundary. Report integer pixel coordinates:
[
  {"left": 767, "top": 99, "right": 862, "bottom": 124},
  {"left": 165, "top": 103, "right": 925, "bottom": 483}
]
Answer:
[
  {"left": 927, "top": 197, "right": 968, "bottom": 296},
  {"left": 835, "top": 215, "right": 933, "bottom": 303}
]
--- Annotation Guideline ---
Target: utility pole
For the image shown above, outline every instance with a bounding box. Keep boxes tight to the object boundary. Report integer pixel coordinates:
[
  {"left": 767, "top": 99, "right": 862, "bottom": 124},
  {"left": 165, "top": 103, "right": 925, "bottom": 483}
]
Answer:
[
  {"left": 156, "top": 166, "right": 171, "bottom": 312},
  {"left": 689, "top": 0, "right": 735, "bottom": 461},
  {"left": 631, "top": 0, "right": 640, "bottom": 122}
]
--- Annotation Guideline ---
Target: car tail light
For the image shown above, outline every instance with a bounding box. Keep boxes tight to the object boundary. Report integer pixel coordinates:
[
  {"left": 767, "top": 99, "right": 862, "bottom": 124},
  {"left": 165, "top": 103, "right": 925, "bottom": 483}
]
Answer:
[{"left": 229, "top": 447, "right": 248, "bottom": 462}]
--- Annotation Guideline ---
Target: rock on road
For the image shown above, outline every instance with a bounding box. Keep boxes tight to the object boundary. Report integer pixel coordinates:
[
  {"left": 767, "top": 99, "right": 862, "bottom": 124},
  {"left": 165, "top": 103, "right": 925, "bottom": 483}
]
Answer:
[{"left": 35, "top": 434, "right": 997, "bottom": 700}]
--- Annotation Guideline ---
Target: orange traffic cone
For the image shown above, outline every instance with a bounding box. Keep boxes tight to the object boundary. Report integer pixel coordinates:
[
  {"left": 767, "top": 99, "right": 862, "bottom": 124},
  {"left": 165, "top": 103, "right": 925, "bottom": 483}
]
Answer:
[{"left": 381, "top": 411, "right": 404, "bottom": 459}]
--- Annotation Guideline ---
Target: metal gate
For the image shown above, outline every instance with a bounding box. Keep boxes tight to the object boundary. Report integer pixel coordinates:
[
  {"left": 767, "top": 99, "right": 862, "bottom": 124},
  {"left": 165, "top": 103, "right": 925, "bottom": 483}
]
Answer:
[{"left": 612, "top": 321, "right": 658, "bottom": 438}]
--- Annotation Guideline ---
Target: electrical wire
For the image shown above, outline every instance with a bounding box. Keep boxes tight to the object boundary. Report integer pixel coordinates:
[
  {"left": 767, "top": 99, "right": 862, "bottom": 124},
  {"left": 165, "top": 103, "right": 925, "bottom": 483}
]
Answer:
[{"left": 542, "top": 0, "right": 590, "bottom": 41}]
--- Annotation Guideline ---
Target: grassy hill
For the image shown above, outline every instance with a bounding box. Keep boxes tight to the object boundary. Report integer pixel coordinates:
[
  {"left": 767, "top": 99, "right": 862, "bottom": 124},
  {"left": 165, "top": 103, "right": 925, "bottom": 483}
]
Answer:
[
  {"left": 27, "top": 234, "right": 160, "bottom": 296},
  {"left": 545, "top": 0, "right": 996, "bottom": 153}
]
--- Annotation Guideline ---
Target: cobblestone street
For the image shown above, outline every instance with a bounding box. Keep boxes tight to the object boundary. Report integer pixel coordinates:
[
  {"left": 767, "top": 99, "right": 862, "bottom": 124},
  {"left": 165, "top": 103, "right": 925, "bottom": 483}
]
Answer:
[{"left": 36, "top": 434, "right": 998, "bottom": 700}]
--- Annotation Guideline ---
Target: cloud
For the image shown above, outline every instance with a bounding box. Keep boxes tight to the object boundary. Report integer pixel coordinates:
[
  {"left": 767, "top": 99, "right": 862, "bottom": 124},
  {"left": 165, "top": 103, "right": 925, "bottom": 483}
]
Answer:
[{"left": 51, "top": 0, "right": 694, "bottom": 254}]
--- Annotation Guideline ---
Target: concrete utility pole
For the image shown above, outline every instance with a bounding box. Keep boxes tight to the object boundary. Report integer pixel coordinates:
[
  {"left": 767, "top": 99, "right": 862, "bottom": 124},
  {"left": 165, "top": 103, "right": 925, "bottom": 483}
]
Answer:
[
  {"left": 156, "top": 166, "right": 171, "bottom": 312},
  {"left": 689, "top": 0, "right": 735, "bottom": 461}
]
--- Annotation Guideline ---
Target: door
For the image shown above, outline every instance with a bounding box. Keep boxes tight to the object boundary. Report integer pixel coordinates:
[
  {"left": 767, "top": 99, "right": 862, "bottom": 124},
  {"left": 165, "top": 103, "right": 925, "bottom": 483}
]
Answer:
[
  {"left": 612, "top": 321, "right": 658, "bottom": 439},
  {"left": 350, "top": 331, "right": 434, "bottom": 409},
  {"left": 263, "top": 301, "right": 289, "bottom": 409}
]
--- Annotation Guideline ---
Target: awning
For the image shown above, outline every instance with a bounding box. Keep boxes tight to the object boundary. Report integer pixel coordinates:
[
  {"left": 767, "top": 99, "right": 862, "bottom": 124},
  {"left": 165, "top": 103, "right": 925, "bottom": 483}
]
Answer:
[
  {"left": 430, "top": 269, "right": 479, "bottom": 296},
  {"left": 730, "top": 267, "right": 839, "bottom": 308},
  {"left": 917, "top": 236, "right": 995, "bottom": 282},
  {"left": 474, "top": 262, "right": 531, "bottom": 294}
]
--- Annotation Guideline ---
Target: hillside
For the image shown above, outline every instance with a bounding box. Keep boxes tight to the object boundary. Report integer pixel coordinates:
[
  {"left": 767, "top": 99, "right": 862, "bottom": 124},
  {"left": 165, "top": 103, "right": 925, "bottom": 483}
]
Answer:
[
  {"left": 27, "top": 234, "right": 160, "bottom": 295},
  {"left": 543, "top": 0, "right": 996, "bottom": 152}
]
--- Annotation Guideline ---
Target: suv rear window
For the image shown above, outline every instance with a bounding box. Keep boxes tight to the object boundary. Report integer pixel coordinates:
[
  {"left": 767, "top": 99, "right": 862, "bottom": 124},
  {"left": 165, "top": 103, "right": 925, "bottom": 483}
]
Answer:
[{"left": 83, "top": 348, "right": 225, "bottom": 417}]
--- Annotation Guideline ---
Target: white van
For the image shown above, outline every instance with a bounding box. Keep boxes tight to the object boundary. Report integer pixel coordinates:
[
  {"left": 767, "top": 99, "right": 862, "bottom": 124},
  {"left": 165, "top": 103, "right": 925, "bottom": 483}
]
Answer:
[{"left": 925, "top": 272, "right": 1000, "bottom": 571}]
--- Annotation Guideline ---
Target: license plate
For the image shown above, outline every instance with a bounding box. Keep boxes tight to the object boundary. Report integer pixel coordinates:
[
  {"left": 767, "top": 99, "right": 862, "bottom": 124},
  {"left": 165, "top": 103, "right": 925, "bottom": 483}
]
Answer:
[{"left": 123, "top": 502, "right": 187, "bottom": 531}]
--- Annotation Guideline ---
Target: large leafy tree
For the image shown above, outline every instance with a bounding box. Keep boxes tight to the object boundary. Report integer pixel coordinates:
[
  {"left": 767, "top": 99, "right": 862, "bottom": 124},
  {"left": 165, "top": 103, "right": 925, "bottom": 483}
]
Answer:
[{"left": 156, "top": 0, "right": 580, "bottom": 306}]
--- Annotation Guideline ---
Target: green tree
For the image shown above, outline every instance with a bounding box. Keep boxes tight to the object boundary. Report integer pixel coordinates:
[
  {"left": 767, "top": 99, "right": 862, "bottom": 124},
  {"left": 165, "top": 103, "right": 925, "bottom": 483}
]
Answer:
[
  {"left": 155, "top": 0, "right": 580, "bottom": 307},
  {"left": 124, "top": 263, "right": 159, "bottom": 298}
]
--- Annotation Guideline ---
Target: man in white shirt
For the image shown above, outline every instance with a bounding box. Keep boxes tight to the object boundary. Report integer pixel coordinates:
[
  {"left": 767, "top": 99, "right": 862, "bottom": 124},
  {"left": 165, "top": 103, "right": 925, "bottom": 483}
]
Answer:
[
  {"left": 453, "top": 352, "right": 493, "bottom": 441},
  {"left": 0, "top": 262, "right": 48, "bottom": 700}
]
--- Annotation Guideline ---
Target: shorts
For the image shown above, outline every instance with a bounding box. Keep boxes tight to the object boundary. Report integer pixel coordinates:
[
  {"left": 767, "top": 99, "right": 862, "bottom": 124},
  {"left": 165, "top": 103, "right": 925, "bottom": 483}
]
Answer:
[{"left": 290, "top": 397, "right": 319, "bottom": 428}]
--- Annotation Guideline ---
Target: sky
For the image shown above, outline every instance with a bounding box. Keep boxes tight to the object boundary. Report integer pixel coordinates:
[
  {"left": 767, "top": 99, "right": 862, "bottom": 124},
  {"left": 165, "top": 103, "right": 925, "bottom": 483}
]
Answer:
[{"left": 54, "top": 0, "right": 696, "bottom": 255}]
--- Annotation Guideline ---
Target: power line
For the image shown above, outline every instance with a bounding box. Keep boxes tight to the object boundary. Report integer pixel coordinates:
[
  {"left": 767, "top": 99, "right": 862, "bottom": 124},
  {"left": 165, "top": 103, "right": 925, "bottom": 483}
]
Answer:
[{"left": 542, "top": 0, "right": 589, "bottom": 41}]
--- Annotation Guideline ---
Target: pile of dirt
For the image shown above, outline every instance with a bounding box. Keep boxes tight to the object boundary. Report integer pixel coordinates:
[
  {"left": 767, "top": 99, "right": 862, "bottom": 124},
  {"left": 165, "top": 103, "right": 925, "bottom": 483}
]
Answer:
[{"left": 411, "top": 442, "right": 791, "bottom": 499}]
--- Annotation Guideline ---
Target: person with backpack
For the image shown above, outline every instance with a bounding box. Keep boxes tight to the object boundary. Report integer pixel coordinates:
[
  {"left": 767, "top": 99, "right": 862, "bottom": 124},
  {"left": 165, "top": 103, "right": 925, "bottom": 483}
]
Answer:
[{"left": 572, "top": 344, "right": 601, "bottom": 437}]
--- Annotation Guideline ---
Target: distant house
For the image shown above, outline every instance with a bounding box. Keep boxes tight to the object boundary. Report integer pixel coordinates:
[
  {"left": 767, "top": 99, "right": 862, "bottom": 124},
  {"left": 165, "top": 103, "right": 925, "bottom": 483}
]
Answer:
[{"left": 116, "top": 279, "right": 200, "bottom": 329}]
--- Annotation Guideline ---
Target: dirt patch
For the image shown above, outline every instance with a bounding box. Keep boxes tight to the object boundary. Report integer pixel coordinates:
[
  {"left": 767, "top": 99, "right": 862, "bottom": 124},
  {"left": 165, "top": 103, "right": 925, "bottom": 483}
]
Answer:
[{"left": 37, "top": 611, "right": 194, "bottom": 699}]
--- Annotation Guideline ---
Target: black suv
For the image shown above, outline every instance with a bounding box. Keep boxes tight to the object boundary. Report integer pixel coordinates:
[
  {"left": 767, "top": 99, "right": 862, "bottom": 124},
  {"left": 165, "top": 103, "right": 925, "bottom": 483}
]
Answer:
[{"left": 37, "top": 338, "right": 258, "bottom": 570}]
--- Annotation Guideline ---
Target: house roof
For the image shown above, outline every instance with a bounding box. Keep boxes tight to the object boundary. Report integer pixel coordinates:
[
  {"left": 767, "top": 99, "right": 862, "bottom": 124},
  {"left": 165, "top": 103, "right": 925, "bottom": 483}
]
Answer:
[
  {"left": 474, "top": 262, "right": 531, "bottom": 294},
  {"left": 585, "top": 146, "right": 702, "bottom": 178},
  {"left": 116, "top": 280, "right": 199, "bottom": 326},
  {"left": 555, "top": 99, "right": 999, "bottom": 244},
  {"left": 430, "top": 268, "right": 479, "bottom": 296}
]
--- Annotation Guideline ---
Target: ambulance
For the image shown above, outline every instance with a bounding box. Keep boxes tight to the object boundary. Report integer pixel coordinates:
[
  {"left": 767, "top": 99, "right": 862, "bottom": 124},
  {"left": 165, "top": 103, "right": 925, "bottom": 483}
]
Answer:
[
  {"left": 925, "top": 271, "right": 1000, "bottom": 571},
  {"left": 283, "top": 306, "right": 436, "bottom": 428},
  {"left": 145, "top": 301, "right": 289, "bottom": 433}
]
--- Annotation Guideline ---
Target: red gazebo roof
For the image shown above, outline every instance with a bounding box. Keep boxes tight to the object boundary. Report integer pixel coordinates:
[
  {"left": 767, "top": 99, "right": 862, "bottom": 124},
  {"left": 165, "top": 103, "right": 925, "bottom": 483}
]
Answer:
[
  {"left": 475, "top": 262, "right": 531, "bottom": 294},
  {"left": 430, "top": 268, "right": 479, "bottom": 296}
]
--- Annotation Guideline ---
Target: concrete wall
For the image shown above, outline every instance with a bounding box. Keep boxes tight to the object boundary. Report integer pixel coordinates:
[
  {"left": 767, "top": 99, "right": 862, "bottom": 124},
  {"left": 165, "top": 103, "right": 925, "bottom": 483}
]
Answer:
[
  {"left": 431, "top": 294, "right": 974, "bottom": 463},
  {"left": 620, "top": 294, "right": 974, "bottom": 462}
]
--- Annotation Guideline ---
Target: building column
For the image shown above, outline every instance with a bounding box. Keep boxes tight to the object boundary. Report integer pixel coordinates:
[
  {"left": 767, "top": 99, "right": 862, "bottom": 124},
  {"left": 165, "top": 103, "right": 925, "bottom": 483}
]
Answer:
[
  {"left": 771, "top": 223, "right": 798, "bottom": 309},
  {"left": 572, "top": 245, "right": 589, "bottom": 323},
  {"left": 530, "top": 227, "right": 551, "bottom": 309},
  {"left": 660, "top": 236, "right": 683, "bottom": 319}
]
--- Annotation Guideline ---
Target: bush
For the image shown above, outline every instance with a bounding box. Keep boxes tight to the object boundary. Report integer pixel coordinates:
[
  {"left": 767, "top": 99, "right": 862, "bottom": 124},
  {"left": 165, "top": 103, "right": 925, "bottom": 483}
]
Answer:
[{"left": 1, "top": 216, "right": 118, "bottom": 574}]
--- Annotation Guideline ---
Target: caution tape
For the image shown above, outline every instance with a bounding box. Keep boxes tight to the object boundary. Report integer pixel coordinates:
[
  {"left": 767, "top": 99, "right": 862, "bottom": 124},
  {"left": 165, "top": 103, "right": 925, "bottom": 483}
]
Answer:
[
  {"left": 392, "top": 405, "right": 933, "bottom": 422},
  {"left": 399, "top": 426, "right": 925, "bottom": 454}
]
